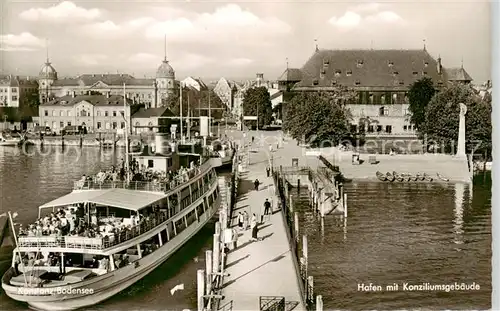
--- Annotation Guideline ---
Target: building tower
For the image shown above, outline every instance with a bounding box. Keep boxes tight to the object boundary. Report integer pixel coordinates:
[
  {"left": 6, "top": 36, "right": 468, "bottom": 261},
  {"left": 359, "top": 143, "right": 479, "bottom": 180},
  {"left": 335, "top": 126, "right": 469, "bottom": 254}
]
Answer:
[
  {"left": 155, "top": 35, "right": 176, "bottom": 108},
  {"left": 38, "top": 39, "right": 58, "bottom": 103}
]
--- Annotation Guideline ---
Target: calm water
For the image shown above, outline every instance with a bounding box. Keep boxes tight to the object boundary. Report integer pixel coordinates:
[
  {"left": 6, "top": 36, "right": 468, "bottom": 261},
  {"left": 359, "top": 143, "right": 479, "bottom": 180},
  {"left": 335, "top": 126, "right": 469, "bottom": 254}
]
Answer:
[
  {"left": 295, "top": 175, "right": 491, "bottom": 310},
  {"left": 0, "top": 145, "right": 217, "bottom": 311}
]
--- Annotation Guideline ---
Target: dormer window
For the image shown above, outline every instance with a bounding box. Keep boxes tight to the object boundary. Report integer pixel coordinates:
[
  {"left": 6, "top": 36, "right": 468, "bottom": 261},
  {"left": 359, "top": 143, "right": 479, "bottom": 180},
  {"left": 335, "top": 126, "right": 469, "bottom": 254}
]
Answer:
[
  {"left": 355, "top": 80, "right": 361, "bottom": 85},
  {"left": 320, "top": 69, "right": 326, "bottom": 75},
  {"left": 388, "top": 61, "right": 394, "bottom": 67},
  {"left": 312, "top": 79, "right": 319, "bottom": 86},
  {"left": 413, "top": 71, "right": 418, "bottom": 76},
  {"left": 424, "top": 62, "right": 429, "bottom": 67},
  {"left": 423, "top": 71, "right": 428, "bottom": 75},
  {"left": 399, "top": 81, "right": 404, "bottom": 85},
  {"left": 323, "top": 60, "right": 330, "bottom": 67},
  {"left": 357, "top": 60, "right": 364, "bottom": 68},
  {"left": 393, "top": 71, "right": 399, "bottom": 76},
  {"left": 346, "top": 70, "right": 352, "bottom": 76},
  {"left": 437, "top": 81, "right": 443, "bottom": 86},
  {"left": 335, "top": 70, "right": 341, "bottom": 76},
  {"left": 332, "top": 80, "right": 338, "bottom": 86}
]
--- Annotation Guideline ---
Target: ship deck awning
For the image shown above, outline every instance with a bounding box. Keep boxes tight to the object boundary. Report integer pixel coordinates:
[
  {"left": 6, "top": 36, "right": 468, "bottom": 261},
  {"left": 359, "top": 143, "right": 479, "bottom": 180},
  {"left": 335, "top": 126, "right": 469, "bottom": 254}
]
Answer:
[{"left": 39, "top": 189, "right": 167, "bottom": 212}]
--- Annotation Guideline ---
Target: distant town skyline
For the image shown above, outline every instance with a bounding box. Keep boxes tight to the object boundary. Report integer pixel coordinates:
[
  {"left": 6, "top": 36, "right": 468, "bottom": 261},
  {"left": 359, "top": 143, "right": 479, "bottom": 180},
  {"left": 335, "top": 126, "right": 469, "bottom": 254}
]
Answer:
[{"left": 0, "top": 1, "right": 491, "bottom": 83}]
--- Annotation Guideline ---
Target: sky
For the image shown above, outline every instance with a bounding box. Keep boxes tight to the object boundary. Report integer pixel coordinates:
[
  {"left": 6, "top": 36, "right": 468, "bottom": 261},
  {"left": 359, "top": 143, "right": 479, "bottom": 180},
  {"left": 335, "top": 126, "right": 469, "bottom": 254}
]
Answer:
[{"left": 0, "top": 0, "right": 492, "bottom": 83}]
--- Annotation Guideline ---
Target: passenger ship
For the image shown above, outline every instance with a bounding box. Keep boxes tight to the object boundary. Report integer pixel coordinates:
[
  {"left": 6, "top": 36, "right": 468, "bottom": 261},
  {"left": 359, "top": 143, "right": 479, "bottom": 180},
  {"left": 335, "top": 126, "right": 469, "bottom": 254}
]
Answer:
[{"left": 1, "top": 136, "right": 223, "bottom": 311}]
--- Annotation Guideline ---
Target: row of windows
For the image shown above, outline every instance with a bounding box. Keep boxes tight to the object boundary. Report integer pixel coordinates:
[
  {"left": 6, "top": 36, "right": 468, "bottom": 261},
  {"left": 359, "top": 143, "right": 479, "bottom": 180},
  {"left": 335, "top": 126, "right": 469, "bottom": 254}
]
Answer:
[
  {"left": 43, "top": 121, "right": 127, "bottom": 129},
  {"left": 351, "top": 124, "right": 416, "bottom": 133},
  {"left": 44, "top": 109, "right": 125, "bottom": 117}
]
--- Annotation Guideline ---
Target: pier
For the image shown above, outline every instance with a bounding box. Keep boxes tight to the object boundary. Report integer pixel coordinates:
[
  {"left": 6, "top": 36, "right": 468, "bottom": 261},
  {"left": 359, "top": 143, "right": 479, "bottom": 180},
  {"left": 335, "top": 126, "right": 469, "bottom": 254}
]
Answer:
[{"left": 211, "top": 134, "right": 309, "bottom": 311}]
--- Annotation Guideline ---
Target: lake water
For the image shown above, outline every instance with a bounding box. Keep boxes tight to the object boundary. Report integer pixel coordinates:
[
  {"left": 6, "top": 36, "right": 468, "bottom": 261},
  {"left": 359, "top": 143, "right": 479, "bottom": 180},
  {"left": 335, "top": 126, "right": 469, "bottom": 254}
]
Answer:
[
  {"left": 294, "top": 174, "right": 491, "bottom": 310},
  {"left": 0, "top": 145, "right": 491, "bottom": 310},
  {"left": 0, "top": 145, "right": 218, "bottom": 311}
]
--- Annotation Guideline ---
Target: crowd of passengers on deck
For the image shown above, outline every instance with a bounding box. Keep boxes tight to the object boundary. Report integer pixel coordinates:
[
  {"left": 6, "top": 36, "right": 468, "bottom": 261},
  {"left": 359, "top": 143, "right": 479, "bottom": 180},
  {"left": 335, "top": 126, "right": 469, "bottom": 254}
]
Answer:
[
  {"left": 75, "top": 159, "right": 201, "bottom": 189},
  {"left": 18, "top": 205, "right": 168, "bottom": 244}
]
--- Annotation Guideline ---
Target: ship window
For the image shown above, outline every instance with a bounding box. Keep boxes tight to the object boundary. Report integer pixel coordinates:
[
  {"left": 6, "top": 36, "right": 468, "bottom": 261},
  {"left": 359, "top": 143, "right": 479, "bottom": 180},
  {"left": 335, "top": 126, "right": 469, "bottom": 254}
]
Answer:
[
  {"left": 148, "top": 160, "right": 154, "bottom": 168},
  {"left": 175, "top": 218, "right": 186, "bottom": 234}
]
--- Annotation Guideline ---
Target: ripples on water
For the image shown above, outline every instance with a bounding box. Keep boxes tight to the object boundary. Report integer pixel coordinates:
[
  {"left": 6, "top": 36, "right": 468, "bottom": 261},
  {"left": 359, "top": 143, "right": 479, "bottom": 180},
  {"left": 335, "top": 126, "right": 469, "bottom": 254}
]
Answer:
[
  {"left": 295, "top": 175, "right": 491, "bottom": 310},
  {"left": 0, "top": 146, "right": 218, "bottom": 311}
]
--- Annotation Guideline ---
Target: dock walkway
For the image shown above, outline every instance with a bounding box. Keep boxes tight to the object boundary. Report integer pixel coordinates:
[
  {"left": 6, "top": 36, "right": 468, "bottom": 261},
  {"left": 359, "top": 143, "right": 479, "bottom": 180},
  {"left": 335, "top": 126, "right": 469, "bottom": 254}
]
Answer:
[{"left": 219, "top": 137, "right": 306, "bottom": 311}]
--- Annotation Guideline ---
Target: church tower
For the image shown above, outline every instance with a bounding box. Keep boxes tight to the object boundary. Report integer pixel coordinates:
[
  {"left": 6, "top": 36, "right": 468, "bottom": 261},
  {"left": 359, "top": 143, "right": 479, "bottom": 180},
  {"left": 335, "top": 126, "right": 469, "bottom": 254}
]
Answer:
[
  {"left": 38, "top": 40, "right": 58, "bottom": 103},
  {"left": 155, "top": 35, "right": 175, "bottom": 107}
]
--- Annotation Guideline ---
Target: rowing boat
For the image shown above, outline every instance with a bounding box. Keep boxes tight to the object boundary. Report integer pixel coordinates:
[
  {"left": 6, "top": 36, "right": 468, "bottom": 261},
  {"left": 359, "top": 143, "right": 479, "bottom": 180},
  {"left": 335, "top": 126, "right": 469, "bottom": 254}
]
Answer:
[
  {"left": 436, "top": 173, "right": 449, "bottom": 182},
  {"left": 392, "top": 171, "right": 404, "bottom": 182},
  {"left": 385, "top": 172, "right": 395, "bottom": 182},
  {"left": 376, "top": 171, "right": 387, "bottom": 181},
  {"left": 423, "top": 173, "right": 433, "bottom": 182}
]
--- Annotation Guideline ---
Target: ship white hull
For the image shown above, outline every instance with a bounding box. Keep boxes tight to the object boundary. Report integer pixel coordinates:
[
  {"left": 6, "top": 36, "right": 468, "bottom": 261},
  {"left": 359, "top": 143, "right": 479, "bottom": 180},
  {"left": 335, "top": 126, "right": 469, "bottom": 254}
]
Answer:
[{"left": 2, "top": 186, "right": 220, "bottom": 311}]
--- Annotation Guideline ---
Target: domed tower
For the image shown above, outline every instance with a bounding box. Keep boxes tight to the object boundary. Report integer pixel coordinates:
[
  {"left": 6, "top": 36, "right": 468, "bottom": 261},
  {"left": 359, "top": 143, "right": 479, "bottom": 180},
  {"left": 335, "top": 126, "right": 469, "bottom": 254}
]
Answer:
[
  {"left": 155, "top": 36, "right": 176, "bottom": 107},
  {"left": 38, "top": 42, "right": 58, "bottom": 103}
]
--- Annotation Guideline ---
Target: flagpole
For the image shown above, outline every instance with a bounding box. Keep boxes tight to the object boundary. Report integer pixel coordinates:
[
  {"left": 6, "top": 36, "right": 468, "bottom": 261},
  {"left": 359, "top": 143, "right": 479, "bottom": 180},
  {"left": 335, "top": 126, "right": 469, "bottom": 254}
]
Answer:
[
  {"left": 208, "top": 91, "right": 211, "bottom": 136},
  {"left": 7, "top": 212, "right": 28, "bottom": 286},
  {"left": 123, "top": 83, "right": 130, "bottom": 183},
  {"left": 180, "top": 82, "right": 183, "bottom": 142}
]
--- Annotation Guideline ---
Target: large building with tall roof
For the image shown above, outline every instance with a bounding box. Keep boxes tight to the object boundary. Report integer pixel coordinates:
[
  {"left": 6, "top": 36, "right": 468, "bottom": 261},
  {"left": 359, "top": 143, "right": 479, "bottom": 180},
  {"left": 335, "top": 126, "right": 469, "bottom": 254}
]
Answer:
[
  {"left": 38, "top": 52, "right": 177, "bottom": 109},
  {"left": 278, "top": 47, "right": 473, "bottom": 136}
]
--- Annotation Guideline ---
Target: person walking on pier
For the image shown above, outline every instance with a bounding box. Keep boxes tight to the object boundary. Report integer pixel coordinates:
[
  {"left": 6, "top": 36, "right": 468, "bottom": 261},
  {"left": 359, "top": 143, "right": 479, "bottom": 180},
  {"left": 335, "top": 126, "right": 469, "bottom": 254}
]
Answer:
[
  {"left": 254, "top": 179, "right": 260, "bottom": 191},
  {"left": 264, "top": 199, "right": 271, "bottom": 216},
  {"left": 266, "top": 166, "right": 270, "bottom": 177},
  {"left": 243, "top": 211, "right": 249, "bottom": 230},
  {"left": 250, "top": 213, "right": 260, "bottom": 242},
  {"left": 237, "top": 212, "right": 244, "bottom": 230}
]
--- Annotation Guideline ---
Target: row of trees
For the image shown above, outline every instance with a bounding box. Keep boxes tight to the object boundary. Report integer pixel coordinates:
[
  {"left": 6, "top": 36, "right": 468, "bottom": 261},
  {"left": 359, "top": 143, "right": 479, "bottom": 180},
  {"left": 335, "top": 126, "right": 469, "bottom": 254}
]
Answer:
[
  {"left": 241, "top": 86, "right": 273, "bottom": 129},
  {"left": 408, "top": 77, "right": 492, "bottom": 156},
  {"left": 280, "top": 77, "right": 492, "bottom": 155}
]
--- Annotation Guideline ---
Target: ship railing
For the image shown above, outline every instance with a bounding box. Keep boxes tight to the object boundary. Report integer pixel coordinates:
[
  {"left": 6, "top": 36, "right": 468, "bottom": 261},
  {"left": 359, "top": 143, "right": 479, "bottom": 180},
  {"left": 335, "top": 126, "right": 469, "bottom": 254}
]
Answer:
[
  {"left": 73, "top": 168, "right": 202, "bottom": 192},
  {"left": 17, "top": 210, "right": 173, "bottom": 250}
]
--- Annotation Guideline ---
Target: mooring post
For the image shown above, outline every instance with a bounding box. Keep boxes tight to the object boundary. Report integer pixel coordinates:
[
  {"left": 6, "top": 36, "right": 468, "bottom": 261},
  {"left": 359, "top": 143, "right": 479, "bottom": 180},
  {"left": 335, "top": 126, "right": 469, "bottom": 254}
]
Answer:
[
  {"left": 344, "top": 193, "right": 348, "bottom": 218},
  {"left": 212, "top": 233, "right": 220, "bottom": 281},
  {"left": 316, "top": 295, "right": 323, "bottom": 311},
  {"left": 205, "top": 250, "right": 213, "bottom": 295},
  {"left": 289, "top": 194, "right": 293, "bottom": 213},
  {"left": 302, "top": 235, "right": 308, "bottom": 281},
  {"left": 308, "top": 275, "right": 314, "bottom": 303},
  {"left": 294, "top": 212, "right": 299, "bottom": 243},
  {"left": 197, "top": 269, "right": 205, "bottom": 311},
  {"left": 297, "top": 178, "right": 301, "bottom": 193}
]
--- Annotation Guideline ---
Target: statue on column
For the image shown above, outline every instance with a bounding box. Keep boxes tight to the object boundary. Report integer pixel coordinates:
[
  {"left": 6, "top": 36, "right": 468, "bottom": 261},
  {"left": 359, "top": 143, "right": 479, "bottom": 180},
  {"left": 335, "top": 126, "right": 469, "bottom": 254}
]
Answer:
[{"left": 456, "top": 102, "right": 467, "bottom": 157}]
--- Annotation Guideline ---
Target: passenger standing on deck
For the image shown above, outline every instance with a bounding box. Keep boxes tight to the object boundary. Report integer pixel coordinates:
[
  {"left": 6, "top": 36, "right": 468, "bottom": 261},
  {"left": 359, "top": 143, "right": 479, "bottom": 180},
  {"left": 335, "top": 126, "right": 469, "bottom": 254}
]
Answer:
[
  {"left": 237, "top": 212, "right": 244, "bottom": 230},
  {"left": 243, "top": 211, "right": 249, "bottom": 230},
  {"left": 254, "top": 179, "right": 260, "bottom": 191},
  {"left": 250, "top": 214, "right": 259, "bottom": 242},
  {"left": 264, "top": 199, "right": 271, "bottom": 215}
]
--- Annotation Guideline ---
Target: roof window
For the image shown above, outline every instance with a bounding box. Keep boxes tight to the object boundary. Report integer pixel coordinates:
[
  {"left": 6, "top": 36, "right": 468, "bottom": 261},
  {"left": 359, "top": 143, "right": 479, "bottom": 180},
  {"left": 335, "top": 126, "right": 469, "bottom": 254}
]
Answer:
[
  {"left": 357, "top": 60, "right": 364, "bottom": 68},
  {"left": 388, "top": 61, "right": 394, "bottom": 67},
  {"left": 355, "top": 80, "right": 361, "bottom": 85},
  {"left": 312, "top": 79, "right": 319, "bottom": 86},
  {"left": 346, "top": 70, "right": 352, "bottom": 76},
  {"left": 423, "top": 71, "right": 428, "bottom": 75},
  {"left": 323, "top": 60, "right": 330, "bottom": 66},
  {"left": 412, "top": 71, "right": 418, "bottom": 76},
  {"left": 332, "top": 80, "right": 337, "bottom": 86},
  {"left": 399, "top": 81, "right": 404, "bottom": 85},
  {"left": 334, "top": 70, "right": 341, "bottom": 76},
  {"left": 320, "top": 69, "right": 326, "bottom": 75},
  {"left": 393, "top": 71, "right": 399, "bottom": 76},
  {"left": 424, "top": 61, "right": 429, "bottom": 67}
]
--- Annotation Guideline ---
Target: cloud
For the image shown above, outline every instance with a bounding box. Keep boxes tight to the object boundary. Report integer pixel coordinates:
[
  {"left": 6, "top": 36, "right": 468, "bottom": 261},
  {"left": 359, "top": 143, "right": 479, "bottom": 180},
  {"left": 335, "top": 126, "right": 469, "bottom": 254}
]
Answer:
[
  {"left": 73, "top": 54, "right": 108, "bottom": 66},
  {"left": 124, "top": 4, "right": 289, "bottom": 43},
  {"left": 328, "top": 11, "right": 362, "bottom": 28},
  {"left": 0, "top": 32, "right": 44, "bottom": 51},
  {"left": 227, "top": 58, "right": 254, "bottom": 66},
  {"left": 328, "top": 3, "right": 403, "bottom": 29},
  {"left": 19, "top": 1, "right": 101, "bottom": 23},
  {"left": 176, "top": 54, "right": 215, "bottom": 70}
]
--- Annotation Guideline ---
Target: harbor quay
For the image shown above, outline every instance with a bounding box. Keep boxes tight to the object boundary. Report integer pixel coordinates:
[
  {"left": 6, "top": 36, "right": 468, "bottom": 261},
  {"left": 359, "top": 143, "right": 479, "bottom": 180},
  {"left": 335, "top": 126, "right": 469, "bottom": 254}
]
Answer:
[
  {"left": 217, "top": 135, "right": 307, "bottom": 311},
  {"left": 225, "top": 129, "right": 471, "bottom": 183}
]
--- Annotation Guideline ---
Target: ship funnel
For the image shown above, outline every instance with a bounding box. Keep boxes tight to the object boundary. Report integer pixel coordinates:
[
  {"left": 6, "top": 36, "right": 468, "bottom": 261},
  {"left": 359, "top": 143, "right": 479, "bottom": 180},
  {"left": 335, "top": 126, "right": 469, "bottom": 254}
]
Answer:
[{"left": 155, "top": 133, "right": 171, "bottom": 155}]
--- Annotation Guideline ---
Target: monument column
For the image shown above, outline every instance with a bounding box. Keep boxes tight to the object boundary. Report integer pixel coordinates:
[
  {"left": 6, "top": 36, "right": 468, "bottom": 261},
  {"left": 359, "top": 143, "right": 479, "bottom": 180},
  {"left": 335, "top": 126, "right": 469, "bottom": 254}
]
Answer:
[{"left": 456, "top": 102, "right": 467, "bottom": 157}]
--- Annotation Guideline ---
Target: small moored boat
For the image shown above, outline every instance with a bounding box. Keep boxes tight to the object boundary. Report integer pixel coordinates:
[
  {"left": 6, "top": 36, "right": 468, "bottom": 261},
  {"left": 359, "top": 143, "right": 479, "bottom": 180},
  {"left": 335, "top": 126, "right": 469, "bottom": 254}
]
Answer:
[
  {"left": 385, "top": 172, "right": 395, "bottom": 182},
  {"left": 436, "top": 173, "right": 449, "bottom": 182},
  {"left": 376, "top": 171, "right": 387, "bottom": 181},
  {"left": 393, "top": 171, "right": 404, "bottom": 182},
  {"left": 423, "top": 173, "right": 433, "bottom": 182}
]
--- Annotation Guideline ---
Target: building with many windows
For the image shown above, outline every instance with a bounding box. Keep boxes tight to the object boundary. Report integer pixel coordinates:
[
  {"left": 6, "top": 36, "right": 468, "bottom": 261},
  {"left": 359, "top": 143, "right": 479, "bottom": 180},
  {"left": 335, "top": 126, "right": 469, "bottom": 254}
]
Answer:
[
  {"left": 0, "top": 75, "right": 39, "bottom": 108},
  {"left": 278, "top": 47, "right": 473, "bottom": 136},
  {"left": 38, "top": 53, "right": 177, "bottom": 108},
  {"left": 38, "top": 94, "right": 132, "bottom": 134}
]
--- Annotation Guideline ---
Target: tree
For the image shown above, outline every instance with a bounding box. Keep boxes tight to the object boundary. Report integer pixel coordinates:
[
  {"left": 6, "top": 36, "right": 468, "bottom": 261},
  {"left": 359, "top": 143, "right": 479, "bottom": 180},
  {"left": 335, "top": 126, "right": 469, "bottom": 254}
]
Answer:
[
  {"left": 408, "top": 77, "right": 436, "bottom": 131},
  {"left": 282, "top": 90, "right": 354, "bottom": 147},
  {"left": 164, "top": 88, "right": 225, "bottom": 120},
  {"left": 422, "top": 83, "right": 491, "bottom": 155},
  {"left": 242, "top": 86, "right": 272, "bottom": 129}
]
